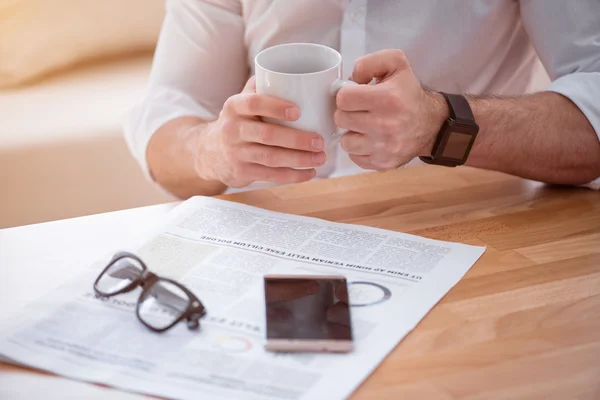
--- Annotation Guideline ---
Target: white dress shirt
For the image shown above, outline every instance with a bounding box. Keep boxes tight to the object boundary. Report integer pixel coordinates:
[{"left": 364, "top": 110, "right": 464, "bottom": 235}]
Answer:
[{"left": 124, "top": 0, "right": 600, "bottom": 191}]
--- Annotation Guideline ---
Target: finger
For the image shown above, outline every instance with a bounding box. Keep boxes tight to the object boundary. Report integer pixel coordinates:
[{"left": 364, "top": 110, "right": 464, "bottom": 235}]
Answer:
[
  {"left": 245, "top": 164, "right": 317, "bottom": 184},
  {"left": 351, "top": 49, "right": 409, "bottom": 84},
  {"left": 242, "top": 76, "right": 257, "bottom": 93},
  {"left": 334, "top": 109, "right": 377, "bottom": 134},
  {"left": 349, "top": 154, "right": 377, "bottom": 170},
  {"left": 326, "top": 302, "right": 351, "bottom": 326},
  {"left": 340, "top": 131, "right": 372, "bottom": 155},
  {"left": 265, "top": 280, "right": 320, "bottom": 303},
  {"left": 350, "top": 154, "right": 401, "bottom": 171},
  {"left": 225, "top": 93, "right": 301, "bottom": 121},
  {"left": 239, "top": 121, "right": 325, "bottom": 152},
  {"left": 241, "top": 144, "right": 326, "bottom": 168},
  {"left": 336, "top": 84, "right": 384, "bottom": 112}
]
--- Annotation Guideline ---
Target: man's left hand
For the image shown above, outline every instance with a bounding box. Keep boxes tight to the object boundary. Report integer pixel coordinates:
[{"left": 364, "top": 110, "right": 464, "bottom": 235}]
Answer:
[{"left": 335, "top": 49, "right": 447, "bottom": 170}]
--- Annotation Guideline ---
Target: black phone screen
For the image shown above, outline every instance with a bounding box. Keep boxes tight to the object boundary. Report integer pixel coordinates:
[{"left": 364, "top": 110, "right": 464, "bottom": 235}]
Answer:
[{"left": 264, "top": 277, "right": 352, "bottom": 341}]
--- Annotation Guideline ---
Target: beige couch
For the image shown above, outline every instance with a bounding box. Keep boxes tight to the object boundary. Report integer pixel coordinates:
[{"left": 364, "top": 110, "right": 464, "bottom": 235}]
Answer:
[
  {"left": 0, "top": 0, "right": 174, "bottom": 229},
  {"left": 0, "top": 55, "right": 174, "bottom": 228}
]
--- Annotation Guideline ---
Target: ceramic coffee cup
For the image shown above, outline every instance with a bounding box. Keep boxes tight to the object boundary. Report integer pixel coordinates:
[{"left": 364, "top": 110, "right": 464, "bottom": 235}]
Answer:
[{"left": 255, "top": 43, "right": 355, "bottom": 176}]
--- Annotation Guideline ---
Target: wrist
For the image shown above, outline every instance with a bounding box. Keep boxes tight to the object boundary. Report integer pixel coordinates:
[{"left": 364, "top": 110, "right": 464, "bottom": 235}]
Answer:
[
  {"left": 187, "top": 121, "right": 217, "bottom": 182},
  {"left": 146, "top": 116, "right": 227, "bottom": 198},
  {"left": 419, "top": 90, "right": 449, "bottom": 157},
  {"left": 185, "top": 120, "right": 229, "bottom": 195}
]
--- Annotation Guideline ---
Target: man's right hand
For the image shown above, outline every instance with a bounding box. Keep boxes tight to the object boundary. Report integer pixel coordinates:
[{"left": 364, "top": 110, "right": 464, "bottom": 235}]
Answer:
[{"left": 195, "top": 77, "right": 326, "bottom": 188}]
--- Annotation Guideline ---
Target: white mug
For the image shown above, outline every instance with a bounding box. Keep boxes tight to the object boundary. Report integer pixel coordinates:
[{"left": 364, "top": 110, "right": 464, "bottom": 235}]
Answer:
[{"left": 254, "top": 43, "right": 355, "bottom": 176}]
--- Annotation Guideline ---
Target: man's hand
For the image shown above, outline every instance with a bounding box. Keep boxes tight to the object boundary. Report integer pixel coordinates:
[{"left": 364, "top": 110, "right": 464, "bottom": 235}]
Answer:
[
  {"left": 335, "top": 49, "right": 447, "bottom": 171},
  {"left": 196, "top": 77, "right": 326, "bottom": 188}
]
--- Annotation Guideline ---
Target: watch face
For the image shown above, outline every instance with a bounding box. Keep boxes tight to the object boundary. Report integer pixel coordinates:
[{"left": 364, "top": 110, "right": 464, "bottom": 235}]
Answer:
[
  {"left": 428, "top": 119, "right": 479, "bottom": 166},
  {"left": 440, "top": 131, "right": 474, "bottom": 160}
]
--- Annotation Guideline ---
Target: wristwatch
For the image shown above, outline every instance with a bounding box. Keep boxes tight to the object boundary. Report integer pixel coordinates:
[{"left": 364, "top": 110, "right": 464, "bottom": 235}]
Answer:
[{"left": 419, "top": 93, "right": 479, "bottom": 167}]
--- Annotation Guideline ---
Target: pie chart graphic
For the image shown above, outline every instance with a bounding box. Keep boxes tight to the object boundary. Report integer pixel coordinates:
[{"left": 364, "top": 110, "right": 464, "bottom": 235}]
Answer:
[
  {"left": 214, "top": 336, "right": 253, "bottom": 353},
  {"left": 348, "top": 281, "right": 392, "bottom": 307}
]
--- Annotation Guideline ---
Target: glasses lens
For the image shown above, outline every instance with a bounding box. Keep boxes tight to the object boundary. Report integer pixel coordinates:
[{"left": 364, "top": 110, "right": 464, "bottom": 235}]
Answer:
[
  {"left": 138, "top": 280, "right": 191, "bottom": 331},
  {"left": 95, "top": 256, "right": 144, "bottom": 295}
]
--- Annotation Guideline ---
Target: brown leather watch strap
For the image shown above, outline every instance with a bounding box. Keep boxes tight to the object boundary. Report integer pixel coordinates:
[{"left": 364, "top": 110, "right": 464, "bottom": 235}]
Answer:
[
  {"left": 419, "top": 92, "right": 479, "bottom": 167},
  {"left": 442, "top": 92, "right": 474, "bottom": 124}
]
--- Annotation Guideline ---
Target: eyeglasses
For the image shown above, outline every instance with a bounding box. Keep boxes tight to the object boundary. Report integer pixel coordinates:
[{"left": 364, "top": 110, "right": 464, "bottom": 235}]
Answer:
[{"left": 93, "top": 252, "right": 207, "bottom": 333}]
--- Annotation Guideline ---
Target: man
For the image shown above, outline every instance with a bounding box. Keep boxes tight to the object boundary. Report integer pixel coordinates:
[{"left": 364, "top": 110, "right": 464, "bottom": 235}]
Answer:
[{"left": 124, "top": 0, "right": 600, "bottom": 199}]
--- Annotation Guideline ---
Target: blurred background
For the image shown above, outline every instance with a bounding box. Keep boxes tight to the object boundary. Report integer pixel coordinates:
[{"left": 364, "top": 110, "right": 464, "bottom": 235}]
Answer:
[{"left": 0, "top": 0, "right": 174, "bottom": 229}]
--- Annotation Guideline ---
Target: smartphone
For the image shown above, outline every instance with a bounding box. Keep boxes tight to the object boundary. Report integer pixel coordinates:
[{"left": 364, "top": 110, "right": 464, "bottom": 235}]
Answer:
[{"left": 263, "top": 274, "right": 354, "bottom": 353}]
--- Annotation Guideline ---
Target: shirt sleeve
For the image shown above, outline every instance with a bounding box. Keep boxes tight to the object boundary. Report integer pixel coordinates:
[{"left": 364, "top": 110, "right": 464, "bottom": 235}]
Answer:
[
  {"left": 123, "top": 0, "right": 247, "bottom": 175},
  {"left": 519, "top": 0, "right": 600, "bottom": 189}
]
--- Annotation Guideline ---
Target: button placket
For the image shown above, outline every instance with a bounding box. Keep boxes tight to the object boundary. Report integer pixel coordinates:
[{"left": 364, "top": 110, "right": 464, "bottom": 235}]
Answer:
[{"left": 340, "top": 0, "right": 368, "bottom": 79}]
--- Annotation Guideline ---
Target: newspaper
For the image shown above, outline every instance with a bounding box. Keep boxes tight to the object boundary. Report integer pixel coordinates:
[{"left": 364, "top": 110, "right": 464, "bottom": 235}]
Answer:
[{"left": 0, "top": 197, "right": 485, "bottom": 400}]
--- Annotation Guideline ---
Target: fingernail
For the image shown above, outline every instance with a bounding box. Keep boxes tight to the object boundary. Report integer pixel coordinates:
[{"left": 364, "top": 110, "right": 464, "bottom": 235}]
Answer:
[
  {"left": 313, "top": 152, "right": 326, "bottom": 165},
  {"left": 311, "top": 137, "right": 324, "bottom": 150},
  {"left": 285, "top": 107, "right": 300, "bottom": 120}
]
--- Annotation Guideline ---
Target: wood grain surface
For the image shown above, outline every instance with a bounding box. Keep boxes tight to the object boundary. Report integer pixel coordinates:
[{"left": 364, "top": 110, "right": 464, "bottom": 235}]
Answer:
[{"left": 2, "top": 165, "right": 599, "bottom": 399}]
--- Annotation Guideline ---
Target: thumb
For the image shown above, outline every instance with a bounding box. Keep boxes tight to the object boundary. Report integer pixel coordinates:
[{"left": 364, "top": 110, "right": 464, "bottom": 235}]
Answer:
[
  {"left": 242, "top": 75, "right": 257, "bottom": 93},
  {"left": 351, "top": 49, "right": 409, "bottom": 84}
]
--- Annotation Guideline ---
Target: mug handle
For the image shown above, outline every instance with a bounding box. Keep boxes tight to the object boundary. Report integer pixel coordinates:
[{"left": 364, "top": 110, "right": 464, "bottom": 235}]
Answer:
[{"left": 331, "top": 79, "right": 358, "bottom": 136}]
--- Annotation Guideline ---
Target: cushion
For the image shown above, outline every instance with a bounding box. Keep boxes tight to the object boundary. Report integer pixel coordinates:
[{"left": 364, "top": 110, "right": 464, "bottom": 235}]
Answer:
[
  {"left": 0, "top": 55, "right": 175, "bottom": 228},
  {"left": 0, "top": 0, "right": 165, "bottom": 88}
]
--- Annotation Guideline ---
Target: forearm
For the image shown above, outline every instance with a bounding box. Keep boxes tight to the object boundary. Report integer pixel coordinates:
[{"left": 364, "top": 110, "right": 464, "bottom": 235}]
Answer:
[
  {"left": 463, "top": 91, "right": 600, "bottom": 185},
  {"left": 146, "top": 117, "right": 227, "bottom": 199}
]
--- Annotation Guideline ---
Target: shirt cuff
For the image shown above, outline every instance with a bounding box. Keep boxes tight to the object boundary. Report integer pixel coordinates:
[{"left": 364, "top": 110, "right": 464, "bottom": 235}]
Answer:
[
  {"left": 546, "top": 72, "right": 600, "bottom": 190},
  {"left": 122, "top": 85, "right": 216, "bottom": 179}
]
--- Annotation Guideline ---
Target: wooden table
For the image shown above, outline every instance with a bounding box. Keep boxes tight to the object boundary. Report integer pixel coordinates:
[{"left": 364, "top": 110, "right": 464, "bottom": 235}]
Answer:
[{"left": 1, "top": 165, "right": 599, "bottom": 399}]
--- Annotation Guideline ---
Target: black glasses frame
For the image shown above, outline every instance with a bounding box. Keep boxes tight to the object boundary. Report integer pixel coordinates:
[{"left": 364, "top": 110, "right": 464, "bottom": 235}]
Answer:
[{"left": 93, "top": 251, "right": 207, "bottom": 333}]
